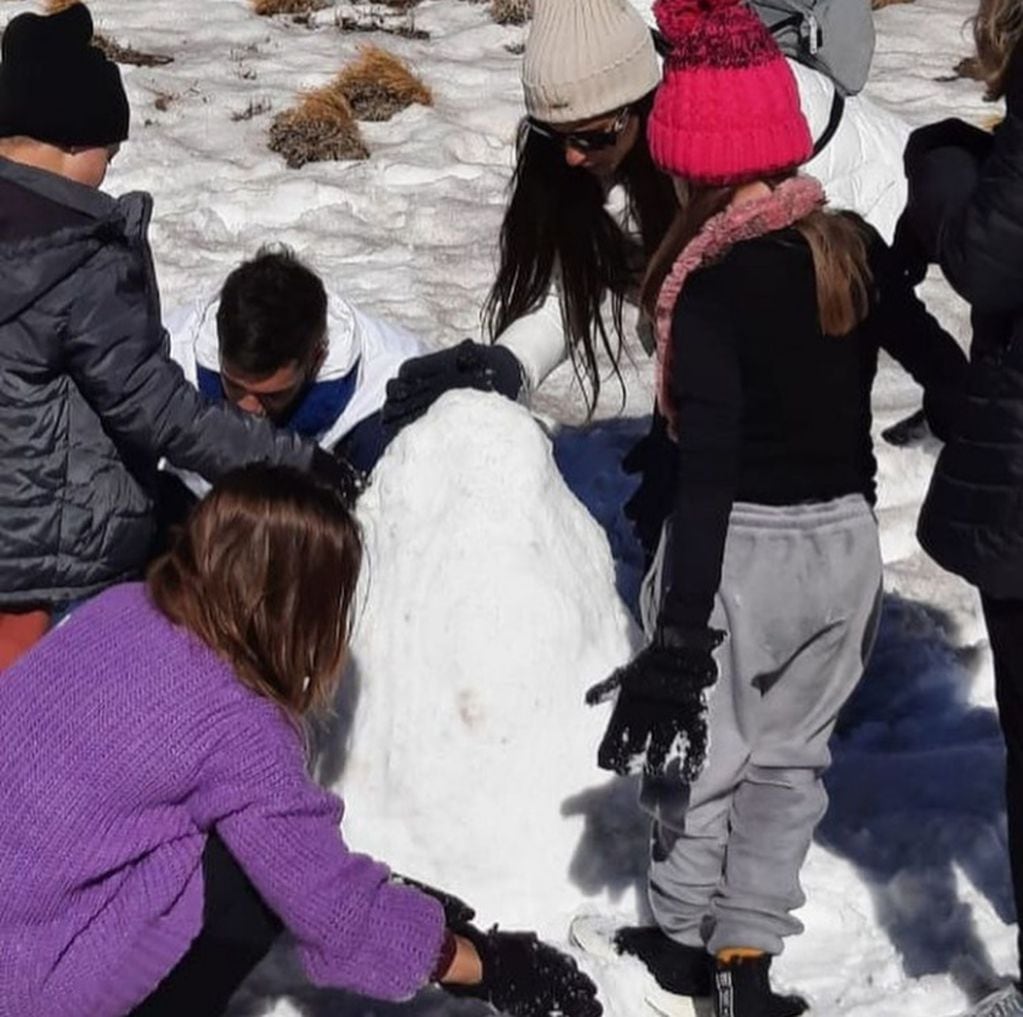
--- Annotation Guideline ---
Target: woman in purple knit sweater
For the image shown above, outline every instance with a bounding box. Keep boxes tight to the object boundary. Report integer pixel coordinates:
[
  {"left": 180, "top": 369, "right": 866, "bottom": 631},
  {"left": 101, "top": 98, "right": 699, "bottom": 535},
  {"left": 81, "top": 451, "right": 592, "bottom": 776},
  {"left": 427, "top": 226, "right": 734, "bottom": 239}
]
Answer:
[{"left": 0, "top": 465, "right": 601, "bottom": 1017}]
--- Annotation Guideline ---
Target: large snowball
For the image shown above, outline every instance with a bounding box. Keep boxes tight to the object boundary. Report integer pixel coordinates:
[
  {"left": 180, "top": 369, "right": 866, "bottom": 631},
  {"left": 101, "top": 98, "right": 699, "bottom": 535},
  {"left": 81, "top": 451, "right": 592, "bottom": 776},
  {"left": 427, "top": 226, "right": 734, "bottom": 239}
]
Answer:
[{"left": 328, "top": 390, "right": 642, "bottom": 936}]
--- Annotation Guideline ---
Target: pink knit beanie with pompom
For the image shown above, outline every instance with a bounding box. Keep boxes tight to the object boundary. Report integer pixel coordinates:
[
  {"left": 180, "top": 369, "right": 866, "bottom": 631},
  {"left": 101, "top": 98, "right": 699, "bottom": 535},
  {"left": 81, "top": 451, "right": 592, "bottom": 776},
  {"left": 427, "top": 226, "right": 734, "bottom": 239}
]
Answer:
[{"left": 647, "top": 0, "right": 812, "bottom": 184}]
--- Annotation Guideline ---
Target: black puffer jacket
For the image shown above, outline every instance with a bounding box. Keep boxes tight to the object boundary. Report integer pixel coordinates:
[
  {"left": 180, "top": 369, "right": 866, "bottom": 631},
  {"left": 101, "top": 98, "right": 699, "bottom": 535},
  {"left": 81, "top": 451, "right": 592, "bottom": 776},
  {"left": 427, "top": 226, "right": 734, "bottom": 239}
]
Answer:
[
  {"left": 903, "top": 49, "right": 1023, "bottom": 598},
  {"left": 0, "top": 157, "right": 315, "bottom": 606}
]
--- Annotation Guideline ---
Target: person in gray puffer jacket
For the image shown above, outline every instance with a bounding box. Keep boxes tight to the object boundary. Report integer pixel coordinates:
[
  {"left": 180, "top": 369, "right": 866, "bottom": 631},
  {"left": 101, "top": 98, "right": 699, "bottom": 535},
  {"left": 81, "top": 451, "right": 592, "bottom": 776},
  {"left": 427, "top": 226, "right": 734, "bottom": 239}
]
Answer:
[{"left": 0, "top": 4, "right": 350, "bottom": 654}]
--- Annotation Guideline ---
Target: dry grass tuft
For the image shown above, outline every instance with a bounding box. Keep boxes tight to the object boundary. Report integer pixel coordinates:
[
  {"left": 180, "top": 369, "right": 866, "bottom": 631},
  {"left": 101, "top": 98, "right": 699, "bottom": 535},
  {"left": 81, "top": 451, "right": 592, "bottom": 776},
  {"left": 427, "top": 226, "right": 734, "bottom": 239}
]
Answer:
[
  {"left": 94, "top": 34, "right": 174, "bottom": 66},
  {"left": 251, "top": 0, "right": 329, "bottom": 15},
  {"left": 953, "top": 55, "right": 985, "bottom": 81},
  {"left": 44, "top": 0, "right": 79, "bottom": 12},
  {"left": 269, "top": 88, "right": 368, "bottom": 168},
  {"left": 491, "top": 0, "right": 532, "bottom": 25},
  {"left": 333, "top": 45, "right": 432, "bottom": 121}
]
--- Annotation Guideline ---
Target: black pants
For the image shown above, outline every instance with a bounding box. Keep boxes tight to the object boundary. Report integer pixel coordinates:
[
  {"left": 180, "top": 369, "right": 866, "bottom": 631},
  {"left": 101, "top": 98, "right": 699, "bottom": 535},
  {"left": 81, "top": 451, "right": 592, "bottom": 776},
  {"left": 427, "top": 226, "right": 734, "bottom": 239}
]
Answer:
[
  {"left": 982, "top": 593, "right": 1023, "bottom": 970},
  {"left": 128, "top": 834, "right": 282, "bottom": 1017}
]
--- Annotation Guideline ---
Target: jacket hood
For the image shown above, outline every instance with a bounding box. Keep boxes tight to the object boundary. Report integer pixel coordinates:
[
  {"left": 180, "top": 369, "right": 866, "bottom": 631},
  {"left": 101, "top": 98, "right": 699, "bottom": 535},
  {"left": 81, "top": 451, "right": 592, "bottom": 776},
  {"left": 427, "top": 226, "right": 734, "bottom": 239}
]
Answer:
[{"left": 0, "top": 157, "right": 151, "bottom": 325}]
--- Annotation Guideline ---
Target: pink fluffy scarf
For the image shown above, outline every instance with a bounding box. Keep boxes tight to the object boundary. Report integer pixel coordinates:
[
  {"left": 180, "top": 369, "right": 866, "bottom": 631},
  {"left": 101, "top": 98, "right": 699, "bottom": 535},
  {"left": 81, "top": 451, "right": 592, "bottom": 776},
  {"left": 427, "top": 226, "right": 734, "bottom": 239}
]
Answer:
[{"left": 654, "top": 175, "right": 826, "bottom": 438}]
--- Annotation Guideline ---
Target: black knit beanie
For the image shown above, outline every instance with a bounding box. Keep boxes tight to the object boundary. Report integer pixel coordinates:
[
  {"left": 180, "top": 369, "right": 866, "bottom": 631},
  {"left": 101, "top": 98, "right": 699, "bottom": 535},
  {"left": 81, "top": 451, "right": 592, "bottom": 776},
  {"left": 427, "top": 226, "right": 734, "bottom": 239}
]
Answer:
[{"left": 0, "top": 4, "right": 129, "bottom": 147}]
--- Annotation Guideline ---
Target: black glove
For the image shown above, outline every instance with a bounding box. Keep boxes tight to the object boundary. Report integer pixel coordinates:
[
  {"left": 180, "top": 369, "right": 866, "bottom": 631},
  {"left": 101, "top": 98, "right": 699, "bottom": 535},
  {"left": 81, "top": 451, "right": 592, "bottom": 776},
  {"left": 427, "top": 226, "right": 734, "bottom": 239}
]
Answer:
[
  {"left": 890, "top": 210, "right": 930, "bottom": 288},
  {"left": 899, "top": 119, "right": 992, "bottom": 274},
  {"left": 448, "top": 926, "right": 602, "bottom": 1017},
  {"left": 382, "top": 340, "right": 524, "bottom": 436},
  {"left": 881, "top": 407, "right": 931, "bottom": 448},
  {"left": 587, "top": 626, "right": 723, "bottom": 782},
  {"left": 310, "top": 446, "right": 366, "bottom": 508},
  {"left": 390, "top": 874, "right": 477, "bottom": 930},
  {"left": 904, "top": 118, "right": 995, "bottom": 174}
]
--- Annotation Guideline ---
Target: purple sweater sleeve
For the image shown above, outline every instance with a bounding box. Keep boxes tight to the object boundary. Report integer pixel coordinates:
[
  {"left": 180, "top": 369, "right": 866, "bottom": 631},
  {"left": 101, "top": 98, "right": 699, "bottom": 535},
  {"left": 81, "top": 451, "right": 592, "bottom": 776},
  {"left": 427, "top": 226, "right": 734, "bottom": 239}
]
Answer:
[{"left": 191, "top": 704, "right": 446, "bottom": 1001}]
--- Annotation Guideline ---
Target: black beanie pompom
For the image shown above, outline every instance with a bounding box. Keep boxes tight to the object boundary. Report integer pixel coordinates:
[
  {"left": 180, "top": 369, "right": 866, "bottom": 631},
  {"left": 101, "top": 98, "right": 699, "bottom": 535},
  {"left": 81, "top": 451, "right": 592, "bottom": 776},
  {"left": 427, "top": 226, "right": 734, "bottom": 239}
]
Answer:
[
  {"left": 0, "top": 3, "right": 130, "bottom": 148},
  {"left": 3, "top": 2, "right": 95, "bottom": 58}
]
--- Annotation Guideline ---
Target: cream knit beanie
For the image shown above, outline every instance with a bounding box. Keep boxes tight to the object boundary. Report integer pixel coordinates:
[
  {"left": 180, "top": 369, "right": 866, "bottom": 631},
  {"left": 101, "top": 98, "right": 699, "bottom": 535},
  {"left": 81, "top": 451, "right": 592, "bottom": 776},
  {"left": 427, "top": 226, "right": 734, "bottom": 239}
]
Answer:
[{"left": 523, "top": 0, "right": 661, "bottom": 123}]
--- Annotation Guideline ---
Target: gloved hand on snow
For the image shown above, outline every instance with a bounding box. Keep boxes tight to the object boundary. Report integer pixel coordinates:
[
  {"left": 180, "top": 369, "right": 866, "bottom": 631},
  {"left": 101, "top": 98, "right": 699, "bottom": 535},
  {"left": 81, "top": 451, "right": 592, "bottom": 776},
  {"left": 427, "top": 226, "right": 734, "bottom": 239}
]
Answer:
[
  {"left": 587, "top": 626, "right": 723, "bottom": 782},
  {"left": 382, "top": 340, "right": 524, "bottom": 436},
  {"left": 446, "top": 925, "right": 603, "bottom": 1017},
  {"left": 394, "top": 876, "right": 601, "bottom": 1017},
  {"left": 310, "top": 447, "right": 366, "bottom": 508}
]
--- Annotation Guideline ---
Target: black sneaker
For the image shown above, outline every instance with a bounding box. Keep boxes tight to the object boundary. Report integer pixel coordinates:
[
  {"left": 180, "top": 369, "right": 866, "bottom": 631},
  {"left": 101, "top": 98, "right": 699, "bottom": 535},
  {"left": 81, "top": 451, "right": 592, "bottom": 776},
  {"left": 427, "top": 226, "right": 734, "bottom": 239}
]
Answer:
[
  {"left": 615, "top": 926, "right": 713, "bottom": 998},
  {"left": 569, "top": 917, "right": 711, "bottom": 1016},
  {"left": 713, "top": 955, "right": 808, "bottom": 1017}
]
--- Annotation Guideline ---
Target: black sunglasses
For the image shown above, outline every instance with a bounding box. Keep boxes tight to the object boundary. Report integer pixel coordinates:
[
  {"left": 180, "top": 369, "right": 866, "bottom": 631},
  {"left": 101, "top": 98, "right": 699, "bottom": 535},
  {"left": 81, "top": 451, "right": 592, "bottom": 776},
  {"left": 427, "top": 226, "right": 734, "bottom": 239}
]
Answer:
[{"left": 527, "top": 107, "right": 633, "bottom": 153}]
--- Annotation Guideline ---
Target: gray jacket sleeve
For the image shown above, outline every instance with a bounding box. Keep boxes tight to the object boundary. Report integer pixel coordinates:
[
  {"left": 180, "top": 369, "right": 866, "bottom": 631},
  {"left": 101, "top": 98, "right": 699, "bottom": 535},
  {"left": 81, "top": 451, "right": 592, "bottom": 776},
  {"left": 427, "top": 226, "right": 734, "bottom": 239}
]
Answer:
[{"left": 63, "top": 240, "right": 316, "bottom": 481}]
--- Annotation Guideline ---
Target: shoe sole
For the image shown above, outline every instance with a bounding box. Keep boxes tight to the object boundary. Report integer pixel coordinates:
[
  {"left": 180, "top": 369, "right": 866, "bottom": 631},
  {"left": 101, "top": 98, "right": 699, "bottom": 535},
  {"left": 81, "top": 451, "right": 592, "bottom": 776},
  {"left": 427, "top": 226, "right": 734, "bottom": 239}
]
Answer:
[{"left": 569, "top": 916, "right": 711, "bottom": 1017}]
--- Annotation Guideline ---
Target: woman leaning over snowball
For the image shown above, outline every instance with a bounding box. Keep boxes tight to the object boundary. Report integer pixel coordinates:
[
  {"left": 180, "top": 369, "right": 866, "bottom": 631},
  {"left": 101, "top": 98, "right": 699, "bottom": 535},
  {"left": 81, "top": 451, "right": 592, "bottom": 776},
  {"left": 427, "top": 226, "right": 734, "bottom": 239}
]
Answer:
[{"left": 382, "top": 0, "right": 910, "bottom": 439}]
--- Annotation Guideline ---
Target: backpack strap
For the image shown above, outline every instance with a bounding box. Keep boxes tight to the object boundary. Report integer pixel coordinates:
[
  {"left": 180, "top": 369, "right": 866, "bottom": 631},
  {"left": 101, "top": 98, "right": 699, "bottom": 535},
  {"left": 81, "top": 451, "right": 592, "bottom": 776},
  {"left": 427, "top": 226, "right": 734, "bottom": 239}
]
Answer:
[{"left": 811, "top": 88, "right": 845, "bottom": 157}]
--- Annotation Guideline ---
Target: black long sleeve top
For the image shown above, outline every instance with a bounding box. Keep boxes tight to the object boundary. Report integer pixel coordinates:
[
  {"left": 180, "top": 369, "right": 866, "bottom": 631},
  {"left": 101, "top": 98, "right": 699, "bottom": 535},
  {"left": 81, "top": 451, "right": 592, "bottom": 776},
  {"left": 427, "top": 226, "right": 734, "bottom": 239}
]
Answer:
[{"left": 658, "top": 223, "right": 968, "bottom": 632}]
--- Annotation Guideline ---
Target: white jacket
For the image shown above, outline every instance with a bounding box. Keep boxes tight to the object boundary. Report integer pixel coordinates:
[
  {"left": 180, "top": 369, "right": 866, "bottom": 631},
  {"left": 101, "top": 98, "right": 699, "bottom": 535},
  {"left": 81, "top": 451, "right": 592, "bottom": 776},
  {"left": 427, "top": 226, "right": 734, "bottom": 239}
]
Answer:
[
  {"left": 498, "top": 59, "right": 912, "bottom": 398},
  {"left": 167, "top": 284, "right": 423, "bottom": 450}
]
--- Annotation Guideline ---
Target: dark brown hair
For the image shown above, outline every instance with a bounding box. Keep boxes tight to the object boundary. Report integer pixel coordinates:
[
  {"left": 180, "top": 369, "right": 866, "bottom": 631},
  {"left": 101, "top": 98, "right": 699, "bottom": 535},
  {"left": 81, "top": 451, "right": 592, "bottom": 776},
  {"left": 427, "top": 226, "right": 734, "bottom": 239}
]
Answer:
[
  {"left": 148, "top": 465, "right": 362, "bottom": 718},
  {"left": 484, "top": 93, "right": 679, "bottom": 414},
  {"left": 216, "top": 245, "right": 328, "bottom": 377},
  {"left": 642, "top": 178, "right": 872, "bottom": 338}
]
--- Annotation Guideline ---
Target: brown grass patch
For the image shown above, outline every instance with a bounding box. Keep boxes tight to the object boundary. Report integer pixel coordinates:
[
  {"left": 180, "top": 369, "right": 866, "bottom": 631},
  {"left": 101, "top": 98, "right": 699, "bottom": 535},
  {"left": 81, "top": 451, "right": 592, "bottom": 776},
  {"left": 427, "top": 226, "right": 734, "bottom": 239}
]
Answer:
[
  {"left": 333, "top": 45, "right": 432, "bottom": 121},
  {"left": 94, "top": 34, "right": 174, "bottom": 66},
  {"left": 491, "top": 0, "right": 532, "bottom": 25},
  {"left": 269, "top": 88, "right": 368, "bottom": 168},
  {"left": 251, "top": 0, "right": 329, "bottom": 15}
]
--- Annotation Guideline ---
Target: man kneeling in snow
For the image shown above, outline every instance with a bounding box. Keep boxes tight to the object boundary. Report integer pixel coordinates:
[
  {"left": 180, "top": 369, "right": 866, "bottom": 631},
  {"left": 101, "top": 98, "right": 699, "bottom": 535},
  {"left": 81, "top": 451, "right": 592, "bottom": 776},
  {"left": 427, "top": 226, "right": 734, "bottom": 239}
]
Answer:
[{"left": 170, "top": 246, "right": 424, "bottom": 474}]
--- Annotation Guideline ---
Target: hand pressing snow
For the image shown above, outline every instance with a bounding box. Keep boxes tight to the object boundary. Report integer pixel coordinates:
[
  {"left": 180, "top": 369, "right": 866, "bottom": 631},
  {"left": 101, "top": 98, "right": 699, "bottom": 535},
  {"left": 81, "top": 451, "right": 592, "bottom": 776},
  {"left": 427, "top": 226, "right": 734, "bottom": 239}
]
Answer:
[{"left": 447, "top": 926, "right": 603, "bottom": 1017}]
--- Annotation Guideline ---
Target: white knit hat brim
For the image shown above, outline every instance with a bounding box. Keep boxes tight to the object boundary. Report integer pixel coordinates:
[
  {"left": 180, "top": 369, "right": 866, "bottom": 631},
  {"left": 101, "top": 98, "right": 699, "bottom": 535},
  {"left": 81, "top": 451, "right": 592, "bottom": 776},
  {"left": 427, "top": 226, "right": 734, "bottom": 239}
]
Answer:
[{"left": 522, "top": 0, "right": 661, "bottom": 123}]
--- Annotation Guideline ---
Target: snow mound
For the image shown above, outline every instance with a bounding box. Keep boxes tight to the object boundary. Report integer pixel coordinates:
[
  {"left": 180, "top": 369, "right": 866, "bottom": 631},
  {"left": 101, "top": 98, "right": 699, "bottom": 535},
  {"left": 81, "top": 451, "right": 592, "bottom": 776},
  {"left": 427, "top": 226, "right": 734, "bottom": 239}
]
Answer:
[{"left": 331, "top": 390, "right": 642, "bottom": 935}]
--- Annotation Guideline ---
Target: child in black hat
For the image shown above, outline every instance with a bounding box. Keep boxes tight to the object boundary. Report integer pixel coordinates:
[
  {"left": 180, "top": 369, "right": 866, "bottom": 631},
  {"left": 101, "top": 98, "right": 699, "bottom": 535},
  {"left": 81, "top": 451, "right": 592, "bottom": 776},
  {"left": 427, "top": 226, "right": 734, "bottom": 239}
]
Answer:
[{"left": 0, "top": 3, "right": 354, "bottom": 668}]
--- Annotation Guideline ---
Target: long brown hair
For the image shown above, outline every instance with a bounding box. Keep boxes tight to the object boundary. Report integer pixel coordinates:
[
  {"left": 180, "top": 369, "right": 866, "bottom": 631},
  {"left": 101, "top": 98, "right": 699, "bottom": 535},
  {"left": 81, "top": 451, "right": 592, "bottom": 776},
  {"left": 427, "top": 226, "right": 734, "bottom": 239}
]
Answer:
[
  {"left": 148, "top": 465, "right": 362, "bottom": 718},
  {"left": 974, "top": 0, "right": 1023, "bottom": 99},
  {"left": 484, "top": 93, "right": 679, "bottom": 414},
  {"left": 642, "top": 178, "right": 872, "bottom": 338}
]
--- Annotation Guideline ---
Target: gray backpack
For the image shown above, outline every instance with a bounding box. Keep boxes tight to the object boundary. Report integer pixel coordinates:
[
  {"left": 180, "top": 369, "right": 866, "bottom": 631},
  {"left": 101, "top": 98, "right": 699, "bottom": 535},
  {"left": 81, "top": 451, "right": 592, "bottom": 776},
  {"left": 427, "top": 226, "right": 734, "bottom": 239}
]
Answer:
[{"left": 749, "top": 0, "right": 876, "bottom": 97}]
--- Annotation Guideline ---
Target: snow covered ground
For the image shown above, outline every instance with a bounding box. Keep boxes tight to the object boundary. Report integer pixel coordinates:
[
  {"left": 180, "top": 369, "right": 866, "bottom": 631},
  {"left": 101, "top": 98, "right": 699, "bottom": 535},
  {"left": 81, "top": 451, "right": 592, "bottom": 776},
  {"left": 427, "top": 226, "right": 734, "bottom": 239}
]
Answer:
[{"left": 0, "top": 0, "right": 1014, "bottom": 1013}]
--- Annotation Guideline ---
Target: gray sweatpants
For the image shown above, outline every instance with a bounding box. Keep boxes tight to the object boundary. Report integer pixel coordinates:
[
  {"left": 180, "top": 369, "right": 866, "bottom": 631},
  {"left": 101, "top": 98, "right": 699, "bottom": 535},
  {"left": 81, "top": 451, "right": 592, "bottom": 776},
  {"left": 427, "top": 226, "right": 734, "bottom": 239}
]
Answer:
[{"left": 639, "top": 495, "right": 882, "bottom": 956}]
